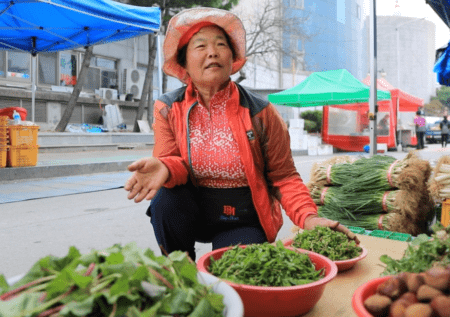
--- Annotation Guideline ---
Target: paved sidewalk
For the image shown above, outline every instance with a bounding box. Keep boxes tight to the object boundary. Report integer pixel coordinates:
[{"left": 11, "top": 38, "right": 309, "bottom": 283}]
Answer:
[
  {"left": 3, "top": 144, "right": 441, "bottom": 205},
  {"left": 0, "top": 147, "right": 153, "bottom": 182},
  {"left": 0, "top": 148, "right": 154, "bottom": 204},
  {"left": 0, "top": 172, "right": 131, "bottom": 204}
]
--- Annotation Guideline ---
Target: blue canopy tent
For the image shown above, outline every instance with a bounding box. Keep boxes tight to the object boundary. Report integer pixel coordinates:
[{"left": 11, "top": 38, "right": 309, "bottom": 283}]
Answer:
[
  {"left": 427, "top": 0, "right": 450, "bottom": 85},
  {"left": 0, "top": 0, "right": 161, "bottom": 122},
  {"left": 426, "top": 0, "right": 450, "bottom": 27}
]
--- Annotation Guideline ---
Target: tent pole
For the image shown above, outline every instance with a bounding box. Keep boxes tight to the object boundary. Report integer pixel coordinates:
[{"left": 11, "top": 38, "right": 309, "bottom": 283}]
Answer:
[
  {"left": 31, "top": 37, "right": 37, "bottom": 123},
  {"left": 369, "top": 0, "right": 378, "bottom": 156},
  {"left": 157, "top": 34, "right": 163, "bottom": 97}
]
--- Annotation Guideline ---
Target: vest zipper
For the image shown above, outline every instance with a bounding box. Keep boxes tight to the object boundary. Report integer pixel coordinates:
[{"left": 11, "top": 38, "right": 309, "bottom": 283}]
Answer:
[{"left": 186, "top": 101, "right": 199, "bottom": 176}]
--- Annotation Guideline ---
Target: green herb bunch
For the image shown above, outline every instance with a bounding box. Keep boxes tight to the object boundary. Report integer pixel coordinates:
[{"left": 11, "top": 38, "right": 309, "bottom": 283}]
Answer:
[
  {"left": 292, "top": 226, "right": 362, "bottom": 261},
  {"left": 0, "top": 242, "right": 224, "bottom": 317},
  {"left": 209, "top": 241, "right": 324, "bottom": 287},
  {"left": 380, "top": 223, "right": 450, "bottom": 276},
  {"left": 318, "top": 205, "right": 394, "bottom": 231},
  {"left": 339, "top": 156, "right": 404, "bottom": 193}
]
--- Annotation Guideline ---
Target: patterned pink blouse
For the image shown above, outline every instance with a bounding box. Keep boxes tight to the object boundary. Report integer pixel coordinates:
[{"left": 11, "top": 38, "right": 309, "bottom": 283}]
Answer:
[{"left": 189, "top": 82, "right": 248, "bottom": 188}]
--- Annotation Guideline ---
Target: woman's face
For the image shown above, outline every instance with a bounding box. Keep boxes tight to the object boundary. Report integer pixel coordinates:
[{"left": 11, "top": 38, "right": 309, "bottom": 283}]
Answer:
[{"left": 185, "top": 26, "right": 233, "bottom": 88}]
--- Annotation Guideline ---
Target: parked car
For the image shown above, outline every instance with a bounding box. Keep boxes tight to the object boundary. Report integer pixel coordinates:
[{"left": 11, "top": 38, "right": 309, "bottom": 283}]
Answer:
[{"left": 425, "top": 118, "right": 442, "bottom": 143}]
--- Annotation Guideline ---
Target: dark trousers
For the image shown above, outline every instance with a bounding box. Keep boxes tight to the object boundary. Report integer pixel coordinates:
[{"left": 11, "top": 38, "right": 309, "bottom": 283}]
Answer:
[
  {"left": 147, "top": 182, "right": 267, "bottom": 261},
  {"left": 442, "top": 133, "right": 448, "bottom": 147},
  {"left": 417, "top": 131, "right": 425, "bottom": 149}
]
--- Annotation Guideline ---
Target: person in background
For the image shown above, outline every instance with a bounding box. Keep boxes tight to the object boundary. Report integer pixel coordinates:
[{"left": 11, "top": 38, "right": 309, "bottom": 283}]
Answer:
[
  {"left": 414, "top": 111, "right": 426, "bottom": 150},
  {"left": 377, "top": 114, "right": 390, "bottom": 135},
  {"left": 441, "top": 115, "right": 449, "bottom": 148},
  {"left": 124, "top": 7, "right": 358, "bottom": 261}
]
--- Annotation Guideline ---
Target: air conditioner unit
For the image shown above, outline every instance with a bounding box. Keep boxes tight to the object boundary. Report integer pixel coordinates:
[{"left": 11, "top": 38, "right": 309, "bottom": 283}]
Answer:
[
  {"left": 99, "top": 88, "right": 118, "bottom": 100},
  {"left": 124, "top": 68, "right": 146, "bottom": 100}
]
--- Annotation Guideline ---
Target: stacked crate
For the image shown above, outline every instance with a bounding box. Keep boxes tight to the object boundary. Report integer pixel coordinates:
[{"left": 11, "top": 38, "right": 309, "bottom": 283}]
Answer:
[
  {"left": 7, "top": 124, "right": 39, "bottom": 167},
  {"left": 0, "top": 116, "right": 8, "bottom": 167}
]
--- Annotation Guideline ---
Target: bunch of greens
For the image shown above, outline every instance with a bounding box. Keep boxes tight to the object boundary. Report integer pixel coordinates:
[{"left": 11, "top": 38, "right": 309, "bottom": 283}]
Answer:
[
  {"left": 209, "top": 241, "right": 324, "bottom": 287},
  {"left": 318, "top": 205, "right": 395, "bottom": 231},
  {"left": 292, "top": 226, "right": 362, "bottom": 261},
  {"left": 313, "top": 155, "right": 400, "bottom": 187},
  {"left": 311, "top": 184, "right": 399, "bottom": 216},
  {"left": 339, "top": 156, "right": 405, "bottom": 193},
  {"left": 380, "top": 223, "right": 450, "bottom": 276},
  {"left": 0, "top": 242, "right": 224, "bottom": 317},
  {"left": 313, "top": 162, "right": 356, "bottom": 185}
]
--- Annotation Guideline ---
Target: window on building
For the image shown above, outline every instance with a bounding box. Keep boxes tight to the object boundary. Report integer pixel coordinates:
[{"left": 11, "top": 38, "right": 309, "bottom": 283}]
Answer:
[
  {"left": 38, "top": 52, "right": 57, "bottom": 85},
  {"left": 356, "top": 4, "right": 361, "bottom": 19},
  {"left": 8, "top": 52, "right": 30, "bottom": 79},
  {"left": 337, "top": 0, "right": 346, "bottom": 24},
  {"left": 60, "top": 52, "right": 78, "bottom": 87},
  {"left": 290, "top": 0, "right": 304, "bottom": 9},
  {"left": 81, "top": 55, "right": 118, "bottom": 91}
]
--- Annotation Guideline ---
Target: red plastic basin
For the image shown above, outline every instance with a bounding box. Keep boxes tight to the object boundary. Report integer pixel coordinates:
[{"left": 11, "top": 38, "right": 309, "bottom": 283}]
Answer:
[
  {"left": 283, "top": 238, "right": 368, "bottom": 272},
  {"left": 0, "top": 107, "right": 27, "bottom": 121},
  {"left": 352, "top": 275, "right": 392, "bottom": 317},
  {"left": 197, "top": 245, "right": 338, "bottom": 317}
]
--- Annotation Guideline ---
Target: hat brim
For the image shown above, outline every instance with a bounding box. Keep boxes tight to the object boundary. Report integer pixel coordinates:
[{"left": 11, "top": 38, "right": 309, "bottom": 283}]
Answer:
[{"left": 163, "top": 7, "right": 247, "bottom": 83}]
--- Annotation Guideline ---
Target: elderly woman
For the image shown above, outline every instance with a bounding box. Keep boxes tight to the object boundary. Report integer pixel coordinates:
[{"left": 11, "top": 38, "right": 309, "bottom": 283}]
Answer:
[{"left": 125, "top": 7, "right": 357, "bottom": 260}]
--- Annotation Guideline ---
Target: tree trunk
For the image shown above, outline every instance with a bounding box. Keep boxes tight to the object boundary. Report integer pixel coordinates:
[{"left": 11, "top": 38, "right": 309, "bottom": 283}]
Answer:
[
  {"left": 133, "top": 33, "right": 157, "bottom": 132},
  {"left": 54, "top": 46, "right": 94, "bottom": 132}
]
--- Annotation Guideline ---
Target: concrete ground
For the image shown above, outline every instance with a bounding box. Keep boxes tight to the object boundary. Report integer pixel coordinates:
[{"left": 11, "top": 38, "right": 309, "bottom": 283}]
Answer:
[{"left": 1, "top": 143, "right": 448, "bottom": 281}]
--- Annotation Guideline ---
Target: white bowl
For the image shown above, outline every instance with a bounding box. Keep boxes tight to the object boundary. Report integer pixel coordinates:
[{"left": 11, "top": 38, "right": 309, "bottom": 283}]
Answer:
[
  {"left": 7, "top": 272, "right": 244, "bottom": 317},
  {"left": 198, "top": 271, "right": 244, "bottom": 317}
]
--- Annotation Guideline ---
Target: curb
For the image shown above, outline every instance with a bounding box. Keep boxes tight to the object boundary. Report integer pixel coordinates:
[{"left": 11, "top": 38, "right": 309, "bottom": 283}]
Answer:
[{"left": 0, "top": 160, "right": 134, "bottom": 182}]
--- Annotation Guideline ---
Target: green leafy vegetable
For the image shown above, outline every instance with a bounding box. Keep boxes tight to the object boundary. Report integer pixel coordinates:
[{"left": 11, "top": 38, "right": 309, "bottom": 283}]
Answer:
[
  {"left": 209, "top": 241, "right": 324, "bottom": 287},
  {"left": 292, "top": 226, "right": 362, "bottom": 261},
  {"left": 0, "top": 242, "right": 224, "bottom": 317},
  {"left": 380, "top": 223, "right": 450, "bottom": 276}
]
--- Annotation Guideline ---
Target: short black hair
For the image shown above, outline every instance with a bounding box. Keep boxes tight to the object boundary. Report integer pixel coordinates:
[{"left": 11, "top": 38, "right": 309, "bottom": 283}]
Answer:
[{"left": 176, "top": 27, "right": 237, "bottom": 68}]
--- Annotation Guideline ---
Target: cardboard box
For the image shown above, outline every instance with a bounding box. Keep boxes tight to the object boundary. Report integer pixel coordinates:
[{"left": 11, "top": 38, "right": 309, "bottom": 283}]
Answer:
[{"left": 317, "top": 144, "right": 333, "bottom": 155}]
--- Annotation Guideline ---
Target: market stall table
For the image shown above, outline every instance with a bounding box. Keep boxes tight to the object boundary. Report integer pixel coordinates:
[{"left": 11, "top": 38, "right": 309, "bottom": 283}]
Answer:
[{"left": 284, "top": 233, "right": 410, "bottom": 317}]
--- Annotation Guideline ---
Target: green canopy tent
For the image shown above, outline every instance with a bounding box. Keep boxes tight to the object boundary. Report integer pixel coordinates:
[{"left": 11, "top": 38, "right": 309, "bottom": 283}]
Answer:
[{"left": 268, "top": 69, "right": 391, "bottom": 107}]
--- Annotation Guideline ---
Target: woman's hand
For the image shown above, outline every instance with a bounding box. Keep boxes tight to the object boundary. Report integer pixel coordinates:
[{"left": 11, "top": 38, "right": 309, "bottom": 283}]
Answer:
[
  {"left": 124, "top": 157, "right": 169, "bottom": 203},
  {"left": 304, "top": 215, "right": 360, "bottom": 244}
]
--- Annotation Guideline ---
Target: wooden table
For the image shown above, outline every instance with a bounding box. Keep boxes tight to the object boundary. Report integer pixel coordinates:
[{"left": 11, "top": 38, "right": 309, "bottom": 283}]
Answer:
[{"left": 299, "top": 234, "right": 410, "bottom": 317}]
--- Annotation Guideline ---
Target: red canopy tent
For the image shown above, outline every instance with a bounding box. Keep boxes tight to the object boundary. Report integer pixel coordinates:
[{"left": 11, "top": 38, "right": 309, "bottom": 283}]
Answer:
[
  {"left": 322, "top": 76, "right": 423, "bottom": 152},
  {"left": 362, "top": 76, "right": 424, "bottom": 148}
]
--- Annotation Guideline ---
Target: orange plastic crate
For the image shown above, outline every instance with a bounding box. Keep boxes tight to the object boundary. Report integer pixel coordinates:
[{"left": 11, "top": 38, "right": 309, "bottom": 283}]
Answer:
[
  {"left": 0, "top": 128, "right": 7, "bottom": 146},
  {"left": 8, "top": 125, "right": 39, "bottom": 146},
  {"left": 442, "top": 199, "right": 450, "bottom": 227},
  {"left": 7, "top": 145, "right": 39, "bottom": 167},
  {"left": 0, "top": 137, "right": 7, "bottom": 146},
  {"left": 0, "top": 145, "right": 7, "bottom": 168}
]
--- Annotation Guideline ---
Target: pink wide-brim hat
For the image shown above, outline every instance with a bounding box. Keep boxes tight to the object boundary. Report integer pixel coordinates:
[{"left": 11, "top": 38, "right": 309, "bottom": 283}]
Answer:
[{"left": 163, "top": 7, "right": 247, "bottom": 83}]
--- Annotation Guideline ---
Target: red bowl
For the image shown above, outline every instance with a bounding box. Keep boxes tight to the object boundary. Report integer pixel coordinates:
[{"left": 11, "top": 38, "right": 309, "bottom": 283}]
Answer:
[
  {"left": 197, "top": 245, "right": 338, "bottom": 317},
  {"left": 0, "top": 107, "right": 27, "bottom": 121},
  {"left": 283, "top": 239, "right": 368, "bottom": 272},
  {"left": 352, "top": 276, "right": 392, "bottom": 317}
]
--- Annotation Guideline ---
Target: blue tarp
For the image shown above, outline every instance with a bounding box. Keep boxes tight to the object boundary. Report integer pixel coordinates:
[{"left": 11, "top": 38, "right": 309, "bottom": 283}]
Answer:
[
  {"left": 433, "top": 42, "right": 450, "bottom": 85},
  {"left": 427, "top": 0, "right": 450, "bottom": 85},
  {"left": 0, "top": 0, "right": 161, "bottom": 54},
  {"left": 427, "top": 0, "right": 450, "bottom": 29}
]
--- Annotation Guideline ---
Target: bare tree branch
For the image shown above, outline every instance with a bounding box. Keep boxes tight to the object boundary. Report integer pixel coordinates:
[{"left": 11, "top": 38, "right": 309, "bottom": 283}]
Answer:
[{"left": 235, "top": 0, "right": 317, "bottom": 73}]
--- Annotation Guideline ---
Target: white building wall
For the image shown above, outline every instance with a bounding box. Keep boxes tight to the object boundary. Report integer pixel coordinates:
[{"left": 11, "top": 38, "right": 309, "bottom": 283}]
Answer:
[{"left": 376, "top": 16, "right": 436, "bottom": 103}]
